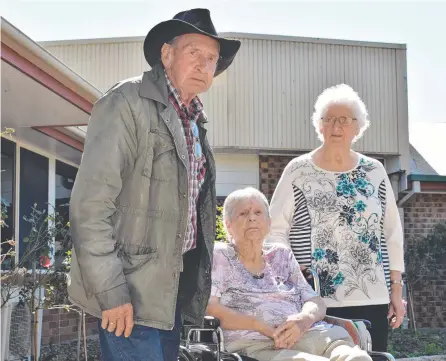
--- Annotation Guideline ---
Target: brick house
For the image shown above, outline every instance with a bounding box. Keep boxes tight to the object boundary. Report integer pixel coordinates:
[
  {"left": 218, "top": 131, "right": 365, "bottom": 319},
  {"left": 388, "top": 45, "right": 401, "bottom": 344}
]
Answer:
[{"left": 40, "top": 32, "right": 446, "bottom": 335}]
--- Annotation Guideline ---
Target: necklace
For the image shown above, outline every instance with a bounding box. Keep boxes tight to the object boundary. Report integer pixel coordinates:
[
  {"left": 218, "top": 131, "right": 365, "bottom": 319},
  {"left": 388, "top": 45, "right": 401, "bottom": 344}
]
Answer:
[
  {"left": 252, "top": 272, "right": 265, "bottom": 280},
  {"left": 232, "top": 245, "right": 265, "bottom": 279}
]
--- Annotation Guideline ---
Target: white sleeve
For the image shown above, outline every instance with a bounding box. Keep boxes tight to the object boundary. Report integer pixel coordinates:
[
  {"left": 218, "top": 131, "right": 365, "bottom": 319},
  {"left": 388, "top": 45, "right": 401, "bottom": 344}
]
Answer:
[
  {"left": 383, "top": 172, "right": 405, "bottom": 272},
  {"left": 267, "top": 161, "right": 295, "bottom": 248}
]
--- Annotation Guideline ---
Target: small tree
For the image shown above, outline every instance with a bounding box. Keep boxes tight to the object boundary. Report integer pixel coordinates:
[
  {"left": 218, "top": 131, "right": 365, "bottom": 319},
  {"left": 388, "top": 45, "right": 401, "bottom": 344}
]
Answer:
[{"left": 0, "top": 203, "right": 72, "bottom": 360}]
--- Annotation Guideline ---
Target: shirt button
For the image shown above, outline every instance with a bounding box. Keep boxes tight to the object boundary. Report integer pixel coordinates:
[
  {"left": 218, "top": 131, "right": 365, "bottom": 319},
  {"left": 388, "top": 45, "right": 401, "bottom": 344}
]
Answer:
[
  {"left": 177, "top": 234, "right": 182, "bottom": 238},
  {"left": 182, "top": 194, "right": 186, "bottom": 198},
  {"left": 181, "top": 155, "right": 185, "bottom": 159}
]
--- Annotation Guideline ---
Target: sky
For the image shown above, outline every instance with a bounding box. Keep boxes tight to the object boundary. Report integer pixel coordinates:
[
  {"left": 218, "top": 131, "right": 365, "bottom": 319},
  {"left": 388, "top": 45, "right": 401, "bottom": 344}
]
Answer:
[{"left": 2, "top": 0, "right": 446, "bottom": 174}]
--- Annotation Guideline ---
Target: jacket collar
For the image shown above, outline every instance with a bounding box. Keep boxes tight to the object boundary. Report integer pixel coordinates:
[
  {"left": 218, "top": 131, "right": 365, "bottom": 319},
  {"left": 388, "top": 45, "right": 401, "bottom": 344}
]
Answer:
[
  {"left": 139, "top": 63, "right": 169, "bottom": 106},
  {"left": 139, "top": 63, "right": 209, "bottom": 125}
]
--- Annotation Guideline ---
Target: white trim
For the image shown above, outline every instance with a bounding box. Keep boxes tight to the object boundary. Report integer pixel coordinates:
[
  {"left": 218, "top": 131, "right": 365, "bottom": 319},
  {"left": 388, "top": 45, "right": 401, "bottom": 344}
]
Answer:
[
  {"left": 14, "top": 141, "right": 20, "bottom": 265},
  {"left": 48, "top": 158, "right": 56, "bottom": 265}
]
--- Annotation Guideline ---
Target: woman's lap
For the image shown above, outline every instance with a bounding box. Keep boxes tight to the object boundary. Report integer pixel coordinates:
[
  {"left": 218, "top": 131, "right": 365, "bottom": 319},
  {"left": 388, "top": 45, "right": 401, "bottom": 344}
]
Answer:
[{"left": 227, "top": 325, "right": 370, "bottom": 361}]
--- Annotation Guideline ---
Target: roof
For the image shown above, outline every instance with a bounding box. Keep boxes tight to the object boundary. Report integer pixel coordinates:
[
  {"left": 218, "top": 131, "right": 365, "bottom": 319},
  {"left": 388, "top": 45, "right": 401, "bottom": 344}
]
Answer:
[
  {"left": 408, "top": 144, "right": 446, "bottom": 184},
  {"left": 1, "top": 17, "right": 102, "bottom": 104},
  {"left": 409, "top": 144, "right": 439, "bottom": 176},
  {"left": 39, "top": 32, "right": 406, "bottom": 50}
]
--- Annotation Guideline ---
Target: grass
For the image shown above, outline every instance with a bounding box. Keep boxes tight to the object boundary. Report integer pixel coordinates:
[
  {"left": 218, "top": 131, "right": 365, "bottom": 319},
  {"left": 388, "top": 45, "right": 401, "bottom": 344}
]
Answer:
[{"left": 387, "top": 328, "right": 446, "bottom": 358}]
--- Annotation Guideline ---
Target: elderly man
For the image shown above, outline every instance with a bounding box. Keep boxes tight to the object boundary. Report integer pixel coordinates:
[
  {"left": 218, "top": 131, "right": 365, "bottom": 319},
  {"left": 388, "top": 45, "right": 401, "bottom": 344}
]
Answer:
[{"left": 67, "top": 8, "right": 240, "bottom": 361}]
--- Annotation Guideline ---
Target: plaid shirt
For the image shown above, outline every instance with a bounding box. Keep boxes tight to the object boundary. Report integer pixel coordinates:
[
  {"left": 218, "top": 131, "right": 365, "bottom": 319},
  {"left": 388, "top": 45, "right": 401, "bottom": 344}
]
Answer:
[{"left": 165, "top": 71, "right": 207, "bottom": 254}]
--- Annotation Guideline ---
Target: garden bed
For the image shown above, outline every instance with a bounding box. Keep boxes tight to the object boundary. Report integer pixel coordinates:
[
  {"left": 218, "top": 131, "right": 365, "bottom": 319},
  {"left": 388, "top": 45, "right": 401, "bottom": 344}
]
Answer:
[
  {"left": 388, "top": 328, "right": 446, "bottom": 359},
  {"left": 39, "top": 336, "right": 100, "bottom": 361},
  {"left": 39, "top": 328, "right": 446, "bottom": 360}
]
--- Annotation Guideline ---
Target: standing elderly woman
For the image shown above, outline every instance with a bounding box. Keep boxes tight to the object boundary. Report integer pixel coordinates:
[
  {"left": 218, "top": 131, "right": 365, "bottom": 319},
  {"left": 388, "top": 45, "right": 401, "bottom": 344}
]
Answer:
[
  {"left": 207, "top": 187, "right": 372, "bottom": 361},
  {"left": 268, "top": 84, "right": 405, "bottom": 352}
]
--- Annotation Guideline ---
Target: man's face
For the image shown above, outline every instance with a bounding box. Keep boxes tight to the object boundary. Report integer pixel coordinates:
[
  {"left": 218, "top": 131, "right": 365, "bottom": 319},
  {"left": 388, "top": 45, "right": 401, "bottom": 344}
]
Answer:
[{"left": 161, "top": 33, "right": 220, "bottom": 100}]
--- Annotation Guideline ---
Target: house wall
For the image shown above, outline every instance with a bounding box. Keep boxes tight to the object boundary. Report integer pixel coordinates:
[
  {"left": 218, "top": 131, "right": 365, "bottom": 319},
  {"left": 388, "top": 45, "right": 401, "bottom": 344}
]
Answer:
[
  {"left": 403, "top": 193, "right": 446, "bottom": 328},
  {"left": 215, "top": 154, "right": 259, "bottom": 197},
  {"left": 41, "top": 309, "right": 97, "bottom": 345},
  {"left": 41, "top": 33, "right": 410, "bottom": 167},
  {"left": 259, "top": 155, "right": 295, "bottom": 200}
]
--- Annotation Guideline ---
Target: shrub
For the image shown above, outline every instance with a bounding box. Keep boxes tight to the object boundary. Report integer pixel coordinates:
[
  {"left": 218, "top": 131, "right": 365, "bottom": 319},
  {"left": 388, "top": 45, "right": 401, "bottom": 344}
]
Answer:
[{"left": 215, "top": 205, "right": 227, "bottom": 242}]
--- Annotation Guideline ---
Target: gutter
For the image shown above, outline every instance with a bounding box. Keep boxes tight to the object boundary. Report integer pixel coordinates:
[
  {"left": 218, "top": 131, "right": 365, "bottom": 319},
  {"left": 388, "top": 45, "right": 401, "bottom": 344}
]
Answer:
[
  {"left": 1, "top": 17, "right": 102, "bottom": 103},
  {"left": 63, "top": 126, "right": 87, "bottom": 141},
  {"left": 397, "top": 180, "right": 421, "bottom": 207}
]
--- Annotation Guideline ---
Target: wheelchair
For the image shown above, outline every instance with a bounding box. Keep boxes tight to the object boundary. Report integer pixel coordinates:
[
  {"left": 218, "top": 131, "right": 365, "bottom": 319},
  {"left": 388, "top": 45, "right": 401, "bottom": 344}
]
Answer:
[{"left": 178, "top": 268, "right": 396, "bottom": 361}]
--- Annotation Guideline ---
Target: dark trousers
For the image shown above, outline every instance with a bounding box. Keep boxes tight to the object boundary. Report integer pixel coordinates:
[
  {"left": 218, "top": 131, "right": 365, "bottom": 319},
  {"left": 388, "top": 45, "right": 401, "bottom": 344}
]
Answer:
[
  {"left": 98, "top": 305, "right": 182, "bottom": 361},
  {"left": 326, "top": 304, "right": 389, "bottom": 352}
]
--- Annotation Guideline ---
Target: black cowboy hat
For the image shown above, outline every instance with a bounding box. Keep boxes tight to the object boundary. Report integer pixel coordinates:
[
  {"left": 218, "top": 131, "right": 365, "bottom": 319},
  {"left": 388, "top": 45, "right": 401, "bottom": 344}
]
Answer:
[{"left": 143, "top": 8, "right": 241, "bottom": 77}]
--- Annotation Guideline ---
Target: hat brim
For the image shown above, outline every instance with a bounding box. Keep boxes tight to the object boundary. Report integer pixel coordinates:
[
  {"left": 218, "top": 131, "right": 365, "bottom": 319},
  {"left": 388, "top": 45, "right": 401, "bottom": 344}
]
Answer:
[{"left": 143, "top": 19, "right": 241, "bottom": 77}]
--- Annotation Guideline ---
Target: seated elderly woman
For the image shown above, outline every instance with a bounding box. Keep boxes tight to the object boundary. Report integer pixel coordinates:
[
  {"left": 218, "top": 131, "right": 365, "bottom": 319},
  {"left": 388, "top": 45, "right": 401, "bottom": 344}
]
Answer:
[{"left": 207, "top": 187, "right": 372, "bottom": 361}]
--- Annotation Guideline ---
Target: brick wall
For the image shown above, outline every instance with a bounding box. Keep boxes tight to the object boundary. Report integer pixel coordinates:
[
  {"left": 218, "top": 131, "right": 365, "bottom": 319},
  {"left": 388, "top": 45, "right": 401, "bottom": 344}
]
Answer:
[
  {"left": 403, "top": 193, "right": 446, "bottom": 328},
  {"left": 41, "top": 308, "right": 98, "bottom": 345},
  {"left": 259, "top": 155, "right": 295, "bottom": 200}
]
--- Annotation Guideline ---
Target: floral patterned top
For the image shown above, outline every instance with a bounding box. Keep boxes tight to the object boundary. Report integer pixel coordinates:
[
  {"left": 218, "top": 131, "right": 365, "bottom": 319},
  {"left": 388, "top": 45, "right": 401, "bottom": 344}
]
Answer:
[
  {"left": 268, "top": 153, "right": 405, "bottom": 308},
  {"left": 211, "top": 242, "right": 328, "bottom": 344}
]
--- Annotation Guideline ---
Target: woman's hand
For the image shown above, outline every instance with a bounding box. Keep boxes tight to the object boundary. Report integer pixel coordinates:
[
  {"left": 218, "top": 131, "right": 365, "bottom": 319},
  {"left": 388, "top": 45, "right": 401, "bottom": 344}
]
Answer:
[
  {"left": 388, "top": 285, "right": 406, "bottom": 329},
  {"left": 272, "top": 314, "right": 310, "bottom": 350},
  {"left": 253, "top": 319, "right": 277, "bottom": 340}
]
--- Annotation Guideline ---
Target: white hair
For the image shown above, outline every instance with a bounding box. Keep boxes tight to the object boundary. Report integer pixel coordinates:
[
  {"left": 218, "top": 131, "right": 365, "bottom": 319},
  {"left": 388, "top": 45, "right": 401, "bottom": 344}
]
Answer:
[
  {"left": 311, "top": 84, "right": 370, "bottom": 143},
  {"left": 222, "top": 187, "right": 270, "bottom": 236}
]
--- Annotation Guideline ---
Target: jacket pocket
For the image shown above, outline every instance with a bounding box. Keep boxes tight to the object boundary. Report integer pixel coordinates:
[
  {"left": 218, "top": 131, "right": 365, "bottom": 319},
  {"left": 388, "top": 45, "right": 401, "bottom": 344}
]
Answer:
[
  {"left": 121, "top": 251, "right": 157, "bottom": 275},
  {"left": 143, "top": 131, "right": 175, "bottom": 180}
]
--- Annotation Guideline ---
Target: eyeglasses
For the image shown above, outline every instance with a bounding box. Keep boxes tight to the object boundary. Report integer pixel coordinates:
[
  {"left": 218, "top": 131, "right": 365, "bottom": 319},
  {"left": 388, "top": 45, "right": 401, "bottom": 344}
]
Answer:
[
  {"left": 190, "top": 121, "right": 203, "bottom": 159},
  {"left": 321, "top": 116, "right": 357, "bottom": 126}
]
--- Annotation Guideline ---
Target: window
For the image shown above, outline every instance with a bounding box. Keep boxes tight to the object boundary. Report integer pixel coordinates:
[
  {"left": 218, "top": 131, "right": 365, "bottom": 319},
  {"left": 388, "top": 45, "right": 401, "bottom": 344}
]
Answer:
[
  {"left": 1, "top": 138, "right": 16, "bottom": 270},
  {"left": 54, "top": 161, "right": 77, "bottom": 265},
  {"left": 19, "top": 148, "right": 49, "bottom": 263}
]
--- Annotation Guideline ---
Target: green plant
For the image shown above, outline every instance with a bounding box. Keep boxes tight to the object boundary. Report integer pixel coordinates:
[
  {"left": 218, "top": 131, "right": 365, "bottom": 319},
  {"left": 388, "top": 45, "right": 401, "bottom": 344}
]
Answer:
[
  {"left": 388, "top": 329, "right": 446, "bottom": 358},
  {"left": 215, "top": 205, "right": 227, "bottom": 242},
  {"left": 405, "top": 222, "right": 446, "bottom": 287},
  {"left": 0, "top": 201, "right": 74, "bottom": 360},
  {"left": 424, "top": 342, "right": 442, "bottom": 356},
  {"left": 404, "top": 222, "right": 446, "bottom": 331},
  {"left": 1, "top": 204, "right": 71, "bottom": 306}
]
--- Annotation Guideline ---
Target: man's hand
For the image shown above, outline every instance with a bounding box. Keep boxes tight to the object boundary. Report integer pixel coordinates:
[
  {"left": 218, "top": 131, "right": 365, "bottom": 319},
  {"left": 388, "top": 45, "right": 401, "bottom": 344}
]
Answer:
[
  {"left": 388, "top": 286, "right": 406, "bottom": 329},
  {"left": 101, "top": 303, "right": 134, "bottom": 337}
]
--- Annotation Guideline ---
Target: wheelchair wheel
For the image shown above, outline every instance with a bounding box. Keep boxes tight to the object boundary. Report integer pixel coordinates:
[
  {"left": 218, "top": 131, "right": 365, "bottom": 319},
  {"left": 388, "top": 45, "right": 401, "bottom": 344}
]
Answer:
[{"left": 178, "top": 345, "right": 196, "bottom": 361}]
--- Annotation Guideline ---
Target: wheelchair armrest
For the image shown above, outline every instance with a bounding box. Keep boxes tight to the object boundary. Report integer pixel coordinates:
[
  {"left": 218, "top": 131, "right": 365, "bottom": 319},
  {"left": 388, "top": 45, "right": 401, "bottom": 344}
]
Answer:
[
  {"left": 369, "top": 351, "right": 396, "bottom": 361},
  {"left": 350, "top": 319, "right": 372, "bottom": 329},
  {"left": 204, "top": 316, "right": 221, "bottom": 329}
]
